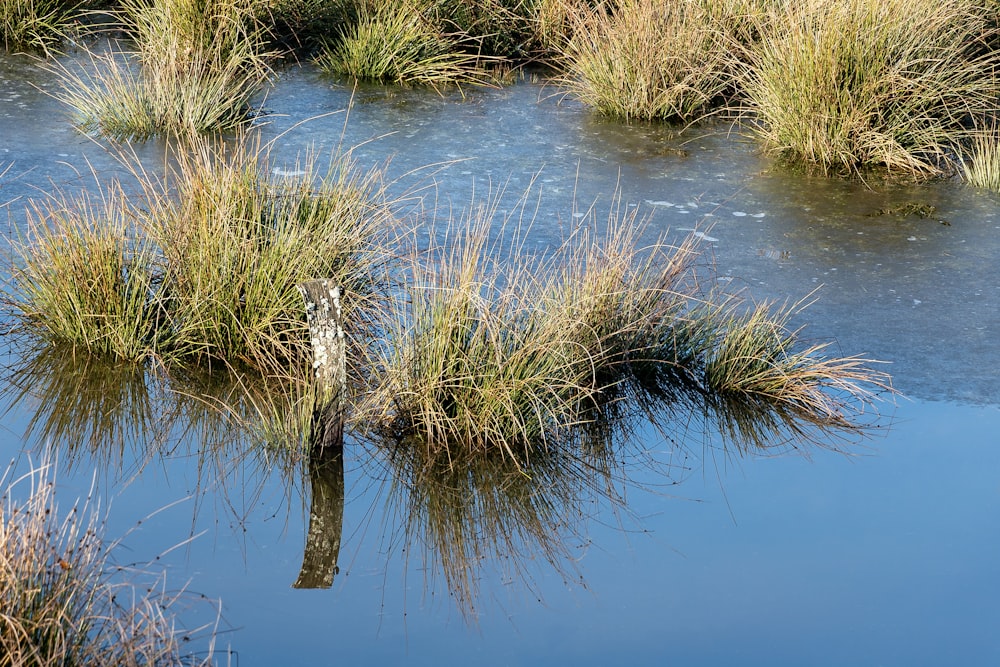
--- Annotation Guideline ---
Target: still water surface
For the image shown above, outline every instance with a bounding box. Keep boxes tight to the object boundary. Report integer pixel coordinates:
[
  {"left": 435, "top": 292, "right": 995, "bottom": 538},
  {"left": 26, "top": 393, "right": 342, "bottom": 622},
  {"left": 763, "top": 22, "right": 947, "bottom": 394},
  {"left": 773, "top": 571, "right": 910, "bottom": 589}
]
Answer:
[{"left": 1, "top": 55, "right": 998, "bottom": 665}]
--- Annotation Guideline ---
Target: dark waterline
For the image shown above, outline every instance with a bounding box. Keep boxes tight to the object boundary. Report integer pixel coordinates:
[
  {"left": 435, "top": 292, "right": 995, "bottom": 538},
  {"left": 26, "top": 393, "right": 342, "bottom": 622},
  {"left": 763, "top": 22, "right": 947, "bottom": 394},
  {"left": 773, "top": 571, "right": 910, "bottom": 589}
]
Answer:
[{"left": 1, "top": 55, "right": 999, "bottom": 665}]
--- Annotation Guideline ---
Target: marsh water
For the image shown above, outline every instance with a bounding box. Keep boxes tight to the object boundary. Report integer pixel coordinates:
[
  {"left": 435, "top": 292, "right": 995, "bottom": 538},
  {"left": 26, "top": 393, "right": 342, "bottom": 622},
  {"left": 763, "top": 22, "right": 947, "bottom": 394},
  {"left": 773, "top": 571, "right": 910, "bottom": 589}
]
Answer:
[{"left": 2, "top": 53, "right": 1000, "bottom": 665}]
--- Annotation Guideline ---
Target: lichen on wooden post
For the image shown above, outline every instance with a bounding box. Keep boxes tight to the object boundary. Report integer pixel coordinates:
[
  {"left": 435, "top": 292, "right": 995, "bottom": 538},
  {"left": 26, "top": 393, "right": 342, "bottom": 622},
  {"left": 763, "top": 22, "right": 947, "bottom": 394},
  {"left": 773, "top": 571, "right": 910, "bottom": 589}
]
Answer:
[{"left": 297, "top": 279, "right": 346, "bottom": 454}]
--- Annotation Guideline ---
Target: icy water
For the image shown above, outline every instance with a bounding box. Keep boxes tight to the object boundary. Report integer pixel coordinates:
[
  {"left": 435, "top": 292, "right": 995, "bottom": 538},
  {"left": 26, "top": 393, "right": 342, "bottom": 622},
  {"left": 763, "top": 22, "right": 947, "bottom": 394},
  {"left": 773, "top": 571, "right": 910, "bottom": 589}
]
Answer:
[{"left": 1, "top": 54, "right": 999, "bottom": 666}]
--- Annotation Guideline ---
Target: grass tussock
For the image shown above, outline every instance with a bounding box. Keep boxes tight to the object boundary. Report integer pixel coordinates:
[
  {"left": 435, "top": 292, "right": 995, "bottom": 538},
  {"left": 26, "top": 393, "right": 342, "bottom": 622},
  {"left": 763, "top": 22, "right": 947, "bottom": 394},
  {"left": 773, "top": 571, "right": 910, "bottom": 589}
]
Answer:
[
  {"left": 314, "top": 0, "right": 496, "bottom": 88},
  {"left": 0, "top": 458, "right": 219, "bottom": 666},
  {"left": 50, "top": 0, "right": 272, "bottom": 140},
  {"left": 737, "top": 0, "right": 1000, "bottom": 177},
  {"left": 360, "top": 188, "right": 888, "bottom": 463},
  {"left": 12, "top": 187, "right": 161, "bottom": 361},
  {"left": 555, "top": 0, "right": 730, "bottom": 121},
  {"left": 0, "top": 0, "right": 80, "bottom": 53},
  {"left": 959, "top": 122, "right": 1000, "bottom": 191},
  {"left": 6, "top": 134, "right": 394, "bottom": 375}
]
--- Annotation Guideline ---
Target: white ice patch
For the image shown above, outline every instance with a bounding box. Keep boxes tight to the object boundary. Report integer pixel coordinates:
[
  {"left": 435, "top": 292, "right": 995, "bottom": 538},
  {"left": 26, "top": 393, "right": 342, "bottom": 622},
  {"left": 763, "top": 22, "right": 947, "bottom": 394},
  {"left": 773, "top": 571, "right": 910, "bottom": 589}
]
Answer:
[
  {"left": 678, "top": 228, "right": 719, "bottom": 242},
  {"left": 272, "top": 168, "right": 307, "bottom": 177},
  {"left": 732, "top": 211, "right": 747, "bottom": 217},
  {"left": 751, "top": 213, "right": 766, "bottom": 218},
  {"left": 645, "top": 200, "right": 675, "bottom": 207}
]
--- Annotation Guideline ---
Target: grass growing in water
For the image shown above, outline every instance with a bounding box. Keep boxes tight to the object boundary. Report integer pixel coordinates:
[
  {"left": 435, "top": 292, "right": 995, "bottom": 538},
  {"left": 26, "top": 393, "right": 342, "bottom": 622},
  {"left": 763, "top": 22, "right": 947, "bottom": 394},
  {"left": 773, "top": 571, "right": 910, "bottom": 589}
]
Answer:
[
  {"left": 0, "top": 457, "right": 220, "bottom": 665},
  {"left": 959, "top": 122, "right": 1000, "bottom": 191},
  {"left": 314, "top": 0, "right": 495, "bottom": 88},
  {"left": 6, "top": 134, "right": 394, "bottom": 374},
  {"left": 736, "top": 0, "right": 1000, "bottom": 177},
  {"left": 361, "top": 187, "right": 889, "bottom": 463},
  {"left": 50, "top": 0, "right": 273, "bottom": 139},
  {"left": 0, "top": 0, "right": 80, "bottom": 53},
  {"left": 555, "top": 0, "right": 730, "bottom": 121}
]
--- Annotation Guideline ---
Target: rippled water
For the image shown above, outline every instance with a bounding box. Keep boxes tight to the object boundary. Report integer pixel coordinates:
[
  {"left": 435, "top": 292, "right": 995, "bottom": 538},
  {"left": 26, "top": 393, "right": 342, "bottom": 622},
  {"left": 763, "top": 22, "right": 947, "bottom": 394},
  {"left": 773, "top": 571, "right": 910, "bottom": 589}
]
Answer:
[{"left": 2, "top": 53, "right": 999, "bottom": 666}]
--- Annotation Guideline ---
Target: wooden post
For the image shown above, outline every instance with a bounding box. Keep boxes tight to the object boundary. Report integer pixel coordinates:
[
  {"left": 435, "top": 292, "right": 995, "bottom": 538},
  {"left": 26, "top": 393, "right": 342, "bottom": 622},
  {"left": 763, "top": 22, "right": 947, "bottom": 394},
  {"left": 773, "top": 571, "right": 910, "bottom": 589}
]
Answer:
[
  {"left": 297, "top": 279, "right": 346, "bottom": 454},
  {"left": 294, "top": 279, "right": 347, "bottom": 588}
]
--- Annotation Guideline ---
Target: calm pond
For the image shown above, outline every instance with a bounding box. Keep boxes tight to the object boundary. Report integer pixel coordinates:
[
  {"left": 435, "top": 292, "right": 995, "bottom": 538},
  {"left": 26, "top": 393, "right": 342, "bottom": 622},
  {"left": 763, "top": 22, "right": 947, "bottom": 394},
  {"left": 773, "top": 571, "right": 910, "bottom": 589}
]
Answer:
[{"left": 2, "top": 54, "right": 999, "bottom": 666}]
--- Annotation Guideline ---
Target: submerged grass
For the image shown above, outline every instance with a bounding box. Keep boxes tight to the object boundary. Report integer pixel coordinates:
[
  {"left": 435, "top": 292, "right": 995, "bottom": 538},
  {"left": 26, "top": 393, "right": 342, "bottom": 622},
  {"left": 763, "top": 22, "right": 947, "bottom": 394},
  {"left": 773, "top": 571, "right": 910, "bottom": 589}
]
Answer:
[
  {"left": 0, "top": 457, "right": 219, "bottom": 666},
  {"left": 736, "top": 0, "right": 1000, "bottom": 177}
]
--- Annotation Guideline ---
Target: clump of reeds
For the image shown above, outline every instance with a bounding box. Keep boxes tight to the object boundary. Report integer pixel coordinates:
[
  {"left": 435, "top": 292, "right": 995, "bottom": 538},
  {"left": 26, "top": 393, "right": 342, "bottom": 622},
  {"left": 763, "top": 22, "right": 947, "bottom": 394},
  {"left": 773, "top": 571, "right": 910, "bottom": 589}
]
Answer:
[
  {"left": 50, "top": 0, "right": 272, "bottom": 139},
  {"left": 314, "top": 0, "right": 495, "bottom": 88},
  {"left": 736, "top": 0, "right": 1000, "bottom": 177},
  {"left": 700, "top": 297, "right": 888, "bottom": 428},
  {"left": 11, "top": 186, "right": 161, "bottom": 361},
  {"left": 0, "top": 457, "right": 219, "bottom": 665},
  {"left": 959, "top": 122, "right": 1000, "bottom": 191},
  {"left": 360, "top": 188, "right": 889, "bottom": 463},
  {"left": 6, "top": 134, "right": 394, "bottom": 375},
  {"left": 0, "top": 0, "right": 80, "bottom": 53},
  {"left": 555, "top": 0, "right": 730, "bottom": 121}
]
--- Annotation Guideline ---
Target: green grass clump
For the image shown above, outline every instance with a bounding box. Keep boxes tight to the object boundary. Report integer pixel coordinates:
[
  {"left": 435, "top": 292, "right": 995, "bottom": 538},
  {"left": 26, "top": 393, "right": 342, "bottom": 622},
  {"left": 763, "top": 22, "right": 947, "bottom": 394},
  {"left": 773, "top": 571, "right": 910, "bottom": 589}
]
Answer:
[
  {"left": 701, "top": 298, "right": 887, "bottom": 428},
  {"left": 0, "top": 0, "right": 80, "bottom": 53},
  {"left": 555, "top": 0, "right": 730, "bottom": 121},
  {"left": 314, "top": 0, "right": 498, "bottom": 88},
  {"left": 11, "top": 187, "right": 160, "bottom": 361},
  {"left": 360, "top": 189, "right": 888, "bottom": 462},
  {"left": 959, "top": 123, "right": 1000, "bottom": 191},
  {"left": 737, "top": 0, "right": 1000, "bottom": 177},
  {"left": 50, "top": 0, "right": 272, "bottom": 139},
  {"left": 0, "top": 459, "right": 219, "bottom": 666},
  {"left": 6, "top": 135, "right": 393, "bottom": 374}
]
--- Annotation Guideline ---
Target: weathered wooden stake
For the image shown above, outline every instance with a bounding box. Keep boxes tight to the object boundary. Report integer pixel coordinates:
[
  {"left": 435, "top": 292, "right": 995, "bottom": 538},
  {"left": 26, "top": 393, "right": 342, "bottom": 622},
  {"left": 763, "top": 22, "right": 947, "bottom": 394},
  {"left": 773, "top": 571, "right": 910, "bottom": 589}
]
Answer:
[
  {"left": 296, "top": 279, "right": 346, "bottom": 455},
  {"left": 293, "top": 279, "right": 347, "bottom": 589}
]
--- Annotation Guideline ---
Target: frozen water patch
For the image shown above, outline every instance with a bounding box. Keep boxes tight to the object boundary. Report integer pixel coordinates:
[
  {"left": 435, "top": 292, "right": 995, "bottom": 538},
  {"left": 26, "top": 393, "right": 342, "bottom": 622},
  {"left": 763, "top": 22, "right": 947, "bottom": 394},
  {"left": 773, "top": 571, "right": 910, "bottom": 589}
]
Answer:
[
  {"left": 272, "top": 168, "right": 307, "bottom": 177},
  {"left": 645, "top": 200, "right": 675, "bottom": 207},
  {"left": 677, "top": 228, "right": 719, "bottom": 242}
]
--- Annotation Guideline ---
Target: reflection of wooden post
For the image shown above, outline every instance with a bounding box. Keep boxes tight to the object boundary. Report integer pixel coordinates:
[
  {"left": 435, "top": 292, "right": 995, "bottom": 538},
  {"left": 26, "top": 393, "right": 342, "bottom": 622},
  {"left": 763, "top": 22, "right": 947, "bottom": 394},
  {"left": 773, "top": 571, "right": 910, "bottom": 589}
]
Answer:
[
  {"left": 294, "top": 280, "right": 347, "bottom": 589},
  {"left": 297, "top": 280, "right": 346, "bottom": 454},
  {"left": 293, "top": 444, "right": 345, "bottom": 589}
]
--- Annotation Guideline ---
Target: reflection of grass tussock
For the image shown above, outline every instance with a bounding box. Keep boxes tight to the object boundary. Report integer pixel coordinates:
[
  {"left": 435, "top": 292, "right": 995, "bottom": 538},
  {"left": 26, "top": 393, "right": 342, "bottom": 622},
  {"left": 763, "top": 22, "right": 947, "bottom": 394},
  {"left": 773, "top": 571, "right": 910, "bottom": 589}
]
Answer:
[
  {"left": 314, "top": 0, "right": 496, "bottom": 88},
  {"left": 380, "top": 428, "right": 622, "bottom": 617},
  {"left": 737, "top": 0, "right": 1000, "bottom": 177},
  {"left": 6, "top": 134, "right": 393, "bottom": 374},
  {"left": 50, "top": 0, "right": 272, "bottom": 139},
  {"left": 555, "top": 0, "right": 730, "bottom": 121},
  {"left": 0, "top": 458, "right": 220, "bottom": 665}
]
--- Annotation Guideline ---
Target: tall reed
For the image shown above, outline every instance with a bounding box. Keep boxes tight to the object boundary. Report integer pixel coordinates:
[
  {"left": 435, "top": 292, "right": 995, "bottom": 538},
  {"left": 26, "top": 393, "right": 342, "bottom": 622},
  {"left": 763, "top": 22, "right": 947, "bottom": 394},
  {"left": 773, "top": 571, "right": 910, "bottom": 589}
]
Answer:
[{"left": 736, "top": 0, "right": 1000, "bottom": 177}]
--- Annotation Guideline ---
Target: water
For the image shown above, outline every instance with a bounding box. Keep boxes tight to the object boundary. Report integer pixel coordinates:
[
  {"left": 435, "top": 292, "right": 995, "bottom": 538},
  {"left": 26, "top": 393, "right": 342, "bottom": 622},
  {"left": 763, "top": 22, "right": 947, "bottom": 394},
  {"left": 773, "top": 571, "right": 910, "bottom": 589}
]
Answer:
[{"left": 1, "top": 53, "right": 999, "bottom": 666}]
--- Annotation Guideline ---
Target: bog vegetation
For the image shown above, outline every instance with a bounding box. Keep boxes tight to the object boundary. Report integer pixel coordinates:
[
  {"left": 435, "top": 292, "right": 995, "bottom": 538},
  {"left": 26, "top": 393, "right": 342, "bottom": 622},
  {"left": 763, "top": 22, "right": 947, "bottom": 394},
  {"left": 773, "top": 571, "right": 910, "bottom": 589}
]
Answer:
[
  {"left": 0, "top": 458, "right": 220, "bottom": 665},
  {"left": 4, "top": 0, "right": 1000, "bottom": 180}
]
